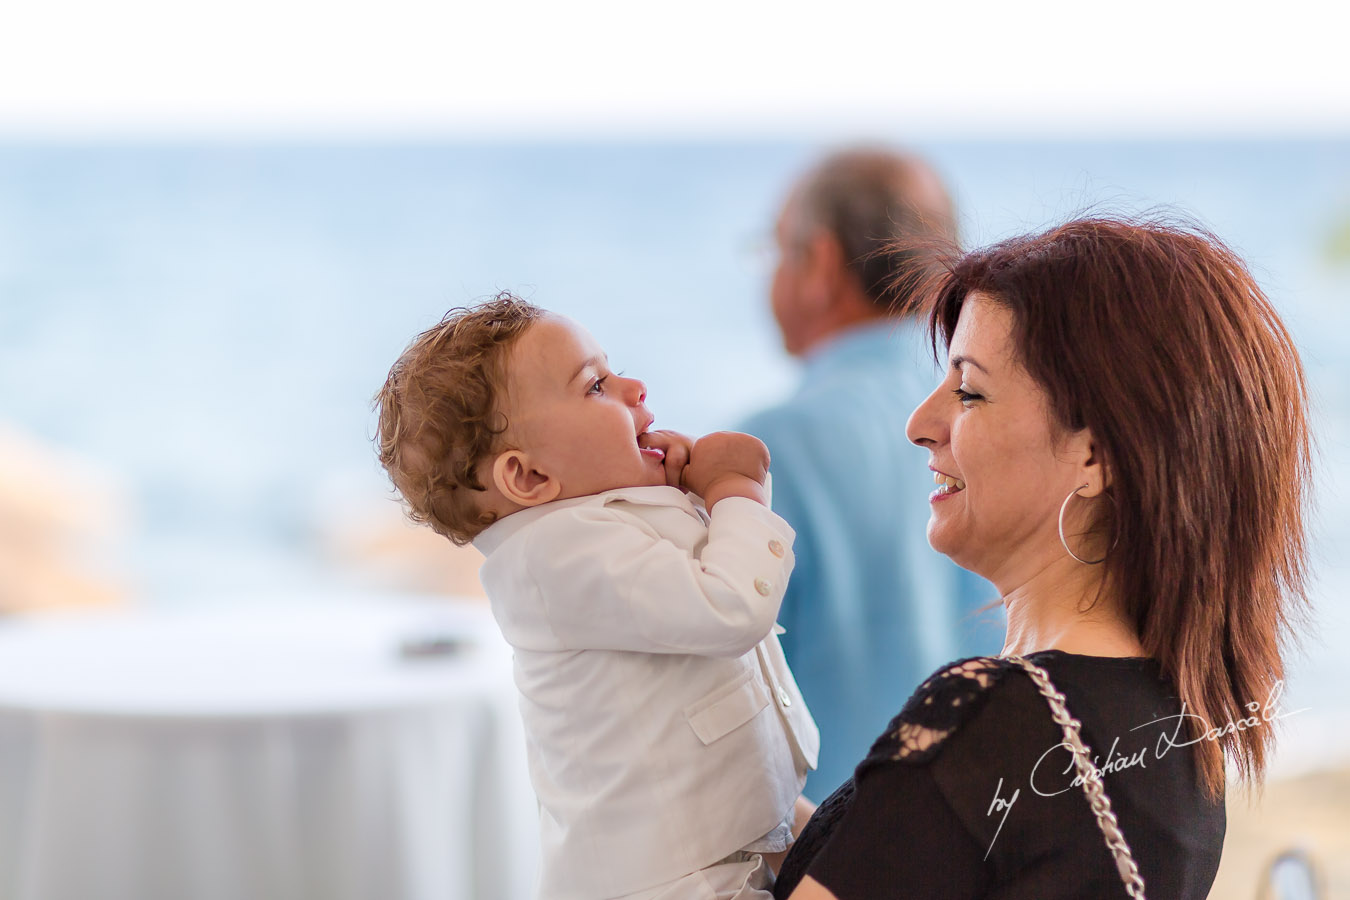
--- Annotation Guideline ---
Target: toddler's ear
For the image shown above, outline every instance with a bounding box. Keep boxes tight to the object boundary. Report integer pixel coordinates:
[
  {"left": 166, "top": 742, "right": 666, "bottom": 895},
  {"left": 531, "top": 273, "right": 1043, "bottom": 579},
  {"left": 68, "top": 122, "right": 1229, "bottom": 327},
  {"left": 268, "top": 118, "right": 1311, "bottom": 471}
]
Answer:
[{"left": 492, "top": 450, "right": 561, "bottom": 507}]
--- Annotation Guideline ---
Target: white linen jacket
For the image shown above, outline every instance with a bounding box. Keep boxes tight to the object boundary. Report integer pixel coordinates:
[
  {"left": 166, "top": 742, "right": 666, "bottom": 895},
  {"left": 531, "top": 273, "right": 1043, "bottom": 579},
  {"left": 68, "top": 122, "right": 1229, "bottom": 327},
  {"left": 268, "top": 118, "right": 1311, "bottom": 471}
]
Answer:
[{"left": 474, "top": 485, "right": 819, "bottom": 900}]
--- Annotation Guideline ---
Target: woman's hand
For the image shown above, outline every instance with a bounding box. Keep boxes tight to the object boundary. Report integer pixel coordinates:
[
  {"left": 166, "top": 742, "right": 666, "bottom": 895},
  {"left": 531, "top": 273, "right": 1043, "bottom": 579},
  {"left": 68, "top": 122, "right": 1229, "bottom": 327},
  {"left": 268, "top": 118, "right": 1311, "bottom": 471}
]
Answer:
[
  {"left": 792, "top": 795, "right": 818, "bottom": 835},
  {"left": 764, "top": 796, "right": 823, "bottom": 879},
  {"left": 787, "top": 876, "right": 839, "bottom": 899}
]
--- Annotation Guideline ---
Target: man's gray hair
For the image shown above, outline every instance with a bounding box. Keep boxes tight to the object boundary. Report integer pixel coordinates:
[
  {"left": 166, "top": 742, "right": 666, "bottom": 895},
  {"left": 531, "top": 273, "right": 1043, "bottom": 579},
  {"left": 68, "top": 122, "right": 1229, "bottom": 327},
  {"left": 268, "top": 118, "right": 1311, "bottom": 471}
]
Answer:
[{"left": 794, "top": 148, "right": 957, "bottom": 312}]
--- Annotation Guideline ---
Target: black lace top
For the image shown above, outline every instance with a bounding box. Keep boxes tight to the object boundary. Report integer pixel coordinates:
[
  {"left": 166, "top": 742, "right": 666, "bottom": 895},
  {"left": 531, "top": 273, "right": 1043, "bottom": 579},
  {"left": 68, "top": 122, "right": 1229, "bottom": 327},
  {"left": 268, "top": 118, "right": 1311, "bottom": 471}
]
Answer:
[{"left": 773, "top": 652, "right": 1226, "bottom": 900}]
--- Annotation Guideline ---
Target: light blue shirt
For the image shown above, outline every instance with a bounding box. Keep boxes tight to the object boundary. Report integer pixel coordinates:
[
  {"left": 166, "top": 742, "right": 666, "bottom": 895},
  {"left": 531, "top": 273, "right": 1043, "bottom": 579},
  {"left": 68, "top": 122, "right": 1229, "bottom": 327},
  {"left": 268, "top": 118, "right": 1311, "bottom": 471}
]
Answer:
[{"left": 739, "top": 320, "right": 1002, "bottom": 800}]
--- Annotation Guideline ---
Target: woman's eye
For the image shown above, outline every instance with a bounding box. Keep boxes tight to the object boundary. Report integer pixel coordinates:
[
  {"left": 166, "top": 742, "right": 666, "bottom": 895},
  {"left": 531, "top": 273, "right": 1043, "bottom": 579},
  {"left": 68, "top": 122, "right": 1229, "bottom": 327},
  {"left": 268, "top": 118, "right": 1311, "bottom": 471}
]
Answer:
[{"left": 953, "top": 387, "right": 981, "bottom": 406}]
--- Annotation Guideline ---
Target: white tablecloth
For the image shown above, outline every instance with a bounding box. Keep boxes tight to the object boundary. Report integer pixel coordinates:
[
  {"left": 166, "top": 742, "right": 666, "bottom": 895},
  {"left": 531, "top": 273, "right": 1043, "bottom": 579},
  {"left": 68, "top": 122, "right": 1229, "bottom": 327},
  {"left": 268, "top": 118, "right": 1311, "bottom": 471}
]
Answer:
[{"left": 0, "top": 598, "right": 539, "bottom": 900}]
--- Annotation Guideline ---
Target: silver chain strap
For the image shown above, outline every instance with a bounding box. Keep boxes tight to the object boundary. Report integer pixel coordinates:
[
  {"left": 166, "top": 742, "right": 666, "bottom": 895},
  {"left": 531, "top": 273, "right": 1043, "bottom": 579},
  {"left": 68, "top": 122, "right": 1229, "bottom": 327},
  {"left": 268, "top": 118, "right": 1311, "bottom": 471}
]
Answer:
[{"left": 1005, "top": 656, "right": 1148, "bottom": 899}]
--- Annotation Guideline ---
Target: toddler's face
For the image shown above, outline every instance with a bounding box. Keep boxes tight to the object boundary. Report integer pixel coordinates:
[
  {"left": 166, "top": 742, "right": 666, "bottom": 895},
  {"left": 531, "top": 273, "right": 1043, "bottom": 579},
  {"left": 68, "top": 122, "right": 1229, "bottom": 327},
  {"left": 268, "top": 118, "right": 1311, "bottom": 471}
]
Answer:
[{"left": 500, "top": 315, "right": 668, "bottom": 500}]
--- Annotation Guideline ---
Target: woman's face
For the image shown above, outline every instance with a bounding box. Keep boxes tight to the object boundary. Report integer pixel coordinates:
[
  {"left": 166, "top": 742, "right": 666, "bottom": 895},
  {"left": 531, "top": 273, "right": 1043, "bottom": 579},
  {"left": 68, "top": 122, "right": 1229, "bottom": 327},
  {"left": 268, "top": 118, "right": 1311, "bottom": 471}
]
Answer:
[{"left": 905, "top": 292, "right": 1096, "bottom": 588}]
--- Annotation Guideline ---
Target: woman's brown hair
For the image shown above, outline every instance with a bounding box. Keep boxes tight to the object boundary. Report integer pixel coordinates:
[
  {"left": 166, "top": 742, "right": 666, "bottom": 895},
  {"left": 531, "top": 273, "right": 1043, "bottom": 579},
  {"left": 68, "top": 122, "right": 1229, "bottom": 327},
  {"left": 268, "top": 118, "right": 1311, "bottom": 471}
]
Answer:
[{"left": 922, "top": 216, "right": 1312, "bottom": 798}]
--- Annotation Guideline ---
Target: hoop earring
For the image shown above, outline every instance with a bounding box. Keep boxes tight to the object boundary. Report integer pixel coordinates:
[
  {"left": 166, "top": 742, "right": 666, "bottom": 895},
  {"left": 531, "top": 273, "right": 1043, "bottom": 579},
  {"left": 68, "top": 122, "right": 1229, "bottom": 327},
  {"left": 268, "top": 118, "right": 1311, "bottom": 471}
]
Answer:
[{"left": 1058, "top": 484, "right": 1119, "bottom": 565}]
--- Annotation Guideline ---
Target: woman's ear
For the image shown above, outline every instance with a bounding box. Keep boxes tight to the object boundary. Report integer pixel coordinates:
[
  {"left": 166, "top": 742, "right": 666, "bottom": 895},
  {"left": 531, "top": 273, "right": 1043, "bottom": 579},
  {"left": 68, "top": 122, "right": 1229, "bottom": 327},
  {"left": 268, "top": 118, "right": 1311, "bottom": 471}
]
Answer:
[
  {"left": 1069, "top": 430, "right": 1112, "bottom": 497},
  {"left": 491, "top": 450, "right": 561, "bottom": 507}
]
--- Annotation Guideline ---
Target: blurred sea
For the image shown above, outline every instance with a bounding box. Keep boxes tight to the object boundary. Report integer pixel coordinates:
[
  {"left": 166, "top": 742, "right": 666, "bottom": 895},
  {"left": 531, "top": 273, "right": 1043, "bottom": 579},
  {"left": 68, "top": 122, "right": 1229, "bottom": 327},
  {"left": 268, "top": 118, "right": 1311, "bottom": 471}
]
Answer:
[{"left": 2, "top": 140, "right": 1347, "bottom": 767}]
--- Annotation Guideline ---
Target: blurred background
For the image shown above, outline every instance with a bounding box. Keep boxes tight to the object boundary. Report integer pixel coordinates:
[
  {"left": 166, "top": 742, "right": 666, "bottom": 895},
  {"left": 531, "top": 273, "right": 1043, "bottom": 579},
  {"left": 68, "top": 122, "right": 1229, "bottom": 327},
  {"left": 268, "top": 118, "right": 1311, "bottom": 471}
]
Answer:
[{"left": 1, "top": 1, "right": 1347, "bottom": 897}]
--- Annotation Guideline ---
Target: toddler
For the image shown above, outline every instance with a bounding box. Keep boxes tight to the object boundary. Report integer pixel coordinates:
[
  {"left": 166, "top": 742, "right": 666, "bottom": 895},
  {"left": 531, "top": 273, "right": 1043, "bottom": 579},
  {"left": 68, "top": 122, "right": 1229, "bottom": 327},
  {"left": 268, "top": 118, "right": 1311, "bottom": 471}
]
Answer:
[{"left": 375, "top": 294, "right": 818, "bottom": 900}]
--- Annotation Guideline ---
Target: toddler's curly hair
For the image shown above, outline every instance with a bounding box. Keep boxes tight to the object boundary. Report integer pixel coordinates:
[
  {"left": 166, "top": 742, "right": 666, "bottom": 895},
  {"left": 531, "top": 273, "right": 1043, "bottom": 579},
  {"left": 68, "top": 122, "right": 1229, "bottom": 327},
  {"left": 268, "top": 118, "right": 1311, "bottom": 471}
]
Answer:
[{"left": 374, "top": 293, "right": 543, "bottom": 544}]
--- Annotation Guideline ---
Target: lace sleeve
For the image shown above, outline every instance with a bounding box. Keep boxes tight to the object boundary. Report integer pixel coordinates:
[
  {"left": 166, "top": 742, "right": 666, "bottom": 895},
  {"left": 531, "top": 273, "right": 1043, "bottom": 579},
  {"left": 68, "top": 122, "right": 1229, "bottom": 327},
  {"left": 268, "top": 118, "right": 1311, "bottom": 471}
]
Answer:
[{"left": 862, "top": 656, "right": 1015, "bottom": 770}]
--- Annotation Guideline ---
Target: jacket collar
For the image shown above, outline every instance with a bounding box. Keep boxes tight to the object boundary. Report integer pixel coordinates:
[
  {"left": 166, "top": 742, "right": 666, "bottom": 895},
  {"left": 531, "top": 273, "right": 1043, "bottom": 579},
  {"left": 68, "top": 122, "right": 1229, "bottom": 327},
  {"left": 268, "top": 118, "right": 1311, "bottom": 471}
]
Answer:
[{"left": 473, "top": 485, "right": 696, "bottom": 557}]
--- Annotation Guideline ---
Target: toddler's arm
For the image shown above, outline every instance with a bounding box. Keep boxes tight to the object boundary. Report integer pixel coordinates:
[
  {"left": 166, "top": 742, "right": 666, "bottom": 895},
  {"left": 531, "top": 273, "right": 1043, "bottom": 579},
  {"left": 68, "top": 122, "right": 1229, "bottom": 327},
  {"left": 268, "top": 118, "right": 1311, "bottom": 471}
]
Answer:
[
  {"left": 640, "top": 430, "right": 770, "bottom": 509},
  {"left": 516, "top": 495, "right": 795, "bottom": 657},
  {"left": 683, "top": 431, "right": 769, "bottom": 508}
]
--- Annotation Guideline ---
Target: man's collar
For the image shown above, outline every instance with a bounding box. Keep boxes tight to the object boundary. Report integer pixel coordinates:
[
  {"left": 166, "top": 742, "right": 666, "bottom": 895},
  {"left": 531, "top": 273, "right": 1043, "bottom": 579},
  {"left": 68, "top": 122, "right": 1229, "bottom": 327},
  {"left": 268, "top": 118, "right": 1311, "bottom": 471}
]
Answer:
[{"left": 801, "top": 317, "right": 925, "bottom": 373}]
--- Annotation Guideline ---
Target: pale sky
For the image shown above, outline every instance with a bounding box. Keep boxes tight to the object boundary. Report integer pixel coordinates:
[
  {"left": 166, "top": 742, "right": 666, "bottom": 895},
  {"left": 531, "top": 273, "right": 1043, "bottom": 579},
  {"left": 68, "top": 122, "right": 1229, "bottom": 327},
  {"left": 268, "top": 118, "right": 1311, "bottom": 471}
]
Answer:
[{"left": 1, "top": 0, "right": 1347, "bottom": 138}]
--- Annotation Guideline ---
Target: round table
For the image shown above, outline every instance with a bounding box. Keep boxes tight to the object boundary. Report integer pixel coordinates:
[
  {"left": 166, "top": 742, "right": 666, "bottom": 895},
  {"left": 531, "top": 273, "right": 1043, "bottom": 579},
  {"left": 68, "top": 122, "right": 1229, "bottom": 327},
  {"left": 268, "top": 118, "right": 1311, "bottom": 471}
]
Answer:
[{"left": 0, "top": 597, "right": 539, "bottom": 900}]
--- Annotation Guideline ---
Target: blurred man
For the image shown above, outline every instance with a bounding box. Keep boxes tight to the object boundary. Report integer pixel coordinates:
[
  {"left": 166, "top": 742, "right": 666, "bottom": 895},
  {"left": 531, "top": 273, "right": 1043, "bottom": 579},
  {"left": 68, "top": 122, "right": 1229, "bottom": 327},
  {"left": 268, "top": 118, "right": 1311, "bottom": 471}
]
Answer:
[{"left": 739, "top": 148, "right": 998, "bottom": 800}]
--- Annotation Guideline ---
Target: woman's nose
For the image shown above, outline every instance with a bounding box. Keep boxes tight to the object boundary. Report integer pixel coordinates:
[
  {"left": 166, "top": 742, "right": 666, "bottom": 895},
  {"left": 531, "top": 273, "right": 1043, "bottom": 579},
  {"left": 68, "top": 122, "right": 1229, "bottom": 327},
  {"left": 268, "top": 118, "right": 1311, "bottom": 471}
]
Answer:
[{"left": 905, "top": 384, "right": 947, "bottom": 448}]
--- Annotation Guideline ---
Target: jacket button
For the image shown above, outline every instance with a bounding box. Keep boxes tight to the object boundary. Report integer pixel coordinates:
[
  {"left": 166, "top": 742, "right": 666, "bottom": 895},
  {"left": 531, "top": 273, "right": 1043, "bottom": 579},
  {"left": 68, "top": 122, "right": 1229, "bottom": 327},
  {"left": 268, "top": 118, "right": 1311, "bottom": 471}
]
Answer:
[
  {"left": 767, "top": 539, "right": 785, "bottom": 558},
  {"left": 754, "top": 578, "right": 772, "bottom": 596},
  {"left": 778, "top": 688, "right": 792, "bottom": 707}
]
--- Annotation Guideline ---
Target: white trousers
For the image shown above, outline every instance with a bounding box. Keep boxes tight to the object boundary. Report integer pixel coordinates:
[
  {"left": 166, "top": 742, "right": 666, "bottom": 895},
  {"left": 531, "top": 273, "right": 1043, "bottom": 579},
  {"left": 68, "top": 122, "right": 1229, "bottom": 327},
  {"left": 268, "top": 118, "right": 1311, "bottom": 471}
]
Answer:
[{"left": 617, "top": 852, "right": 774, "bottom": 900}]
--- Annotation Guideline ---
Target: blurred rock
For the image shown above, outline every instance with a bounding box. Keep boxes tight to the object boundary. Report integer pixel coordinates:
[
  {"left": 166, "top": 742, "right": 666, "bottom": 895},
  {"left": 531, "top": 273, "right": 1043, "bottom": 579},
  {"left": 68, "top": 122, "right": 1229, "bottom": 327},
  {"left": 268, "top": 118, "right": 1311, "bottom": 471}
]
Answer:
[
  {"left": 0, "top": 424, "right": 131, "bottom": 613},
  {"left": 310, "top": 469, "right": 487, "bottom": 600}
]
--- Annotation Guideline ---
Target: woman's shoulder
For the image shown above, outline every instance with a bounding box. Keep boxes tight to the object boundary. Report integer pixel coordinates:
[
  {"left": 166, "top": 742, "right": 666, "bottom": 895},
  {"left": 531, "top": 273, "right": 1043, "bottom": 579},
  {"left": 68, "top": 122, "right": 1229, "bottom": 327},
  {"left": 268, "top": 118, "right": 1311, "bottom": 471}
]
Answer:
[
  {"left": 832, "top": 653, "right": 1222, "bottom": 898},
  {"left": 859, "top": 656, "right": 1028, "bottom": 771},
  {"left": 859, "top": 652, "right": 1170, "bottom": 772}
]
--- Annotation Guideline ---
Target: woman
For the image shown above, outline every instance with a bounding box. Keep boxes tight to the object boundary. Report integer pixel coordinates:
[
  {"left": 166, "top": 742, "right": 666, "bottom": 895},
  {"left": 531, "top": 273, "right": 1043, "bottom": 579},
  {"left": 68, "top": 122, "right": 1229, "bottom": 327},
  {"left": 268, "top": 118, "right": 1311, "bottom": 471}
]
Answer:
[{"left": 774, "top": 217, "right": 1311, "bottom": 899}]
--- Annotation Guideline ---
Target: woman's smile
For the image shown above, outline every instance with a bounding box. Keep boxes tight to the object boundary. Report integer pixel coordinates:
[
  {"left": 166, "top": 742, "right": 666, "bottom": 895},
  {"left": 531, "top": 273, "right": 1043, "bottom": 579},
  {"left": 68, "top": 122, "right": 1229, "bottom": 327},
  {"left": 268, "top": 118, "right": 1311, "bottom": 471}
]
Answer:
[{"left": 930, "top": 469, "right": 966, "bottom": 503}]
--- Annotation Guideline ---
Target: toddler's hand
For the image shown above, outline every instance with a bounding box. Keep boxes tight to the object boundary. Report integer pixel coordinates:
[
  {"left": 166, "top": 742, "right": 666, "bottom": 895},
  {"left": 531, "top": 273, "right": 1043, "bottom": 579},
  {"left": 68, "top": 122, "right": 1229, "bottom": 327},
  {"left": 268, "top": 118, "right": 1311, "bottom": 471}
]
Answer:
[
  {"left": 681, "top": 432, "right": 770, "bottom": 509},
  {"left": 637, "top": 429, "right": 693, "bottom": 489}
]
